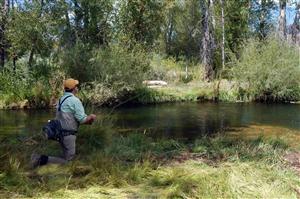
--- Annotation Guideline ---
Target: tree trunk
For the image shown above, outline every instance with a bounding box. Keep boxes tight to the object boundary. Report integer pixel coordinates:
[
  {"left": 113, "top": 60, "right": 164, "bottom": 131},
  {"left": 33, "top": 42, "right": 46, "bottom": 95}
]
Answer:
[
  {"left": 27, "top": 0, "right": 44, "bottom": 68},
  {"left": 291, "top": 3, "right": 300, "bottom": 45},
  {"left": 220, "top": 0, "right": 225, "bottom": 70},
  {"left": 0, "top": 0, "right": 10, "bottom": 69},
  {"left": 28, "top": 47, "right": 34, "bottom": 68},
  {"left": 210, "top": 0, "right": 216, "bottom": 29},
  {"left": 200, "top": 0, "right": 215, "bottom": 81},
  {"left": 278, "top": 0, "right": 287, "bottom": 40},
  {"left": 3, "top": 0, "right": 9, "bottom": 15},
  {"left": 64, "top": 2, "right": 76, "bottom": 46},
  {"left": 73, "top": 0, "right": 83, "bottom": 41},
  {"left": 259, "top": 0, "right": 267, "bottom": 39},
  {"left": 13, "top": 54, "right": 16, "bottom": 71},
  {"left": 166, "top": 10, "right": 174, "bottom": 55}
]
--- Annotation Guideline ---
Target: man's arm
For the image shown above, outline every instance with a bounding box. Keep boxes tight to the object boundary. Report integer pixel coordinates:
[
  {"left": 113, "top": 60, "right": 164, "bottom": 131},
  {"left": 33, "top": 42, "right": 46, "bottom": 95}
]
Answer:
[{"left": 73, "top": 98, "right": 96, "bottom": 125}]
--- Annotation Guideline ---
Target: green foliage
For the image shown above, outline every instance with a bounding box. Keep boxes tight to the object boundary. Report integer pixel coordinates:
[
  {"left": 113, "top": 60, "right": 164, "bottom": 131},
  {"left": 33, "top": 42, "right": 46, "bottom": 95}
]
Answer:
[
  {"left": 79, "top": 83, "right": 117, "bottom": 107},
  {"left": 0, "top": 57, "right": 62, "bottom": 108},
  {"left": 90, "top": 44, "right": 150, "bottom": 91},
  {"left": 73, "top": 0, "right": 114, "bottom": 46},
  {"left": 62, "top": 43, "right": 150, "bottom": 93},
  {"left": 160, "top": 0, "right": 201, "bottom": 58},
  {"left": 232, "top": 38, "right": 300, "bottom": 102},
  {"left": 217, "top": 0, "right": 250, "bottom": 54},
  {"left": 0, "top": 0, "right": 296, "bottom": 107},
  {"left": 148, "top": 55, "right": 183, "bottom": 82},
  {"left": 0, "top": 70, "right": 29, "bottom": 103},
  {"left": 7, "top": 1, "right": 54, "bottom": 62},
  {"left": 249, "top": 0, "right": 276, "bottom": 39},
  {"left": 60, "top": 42, "right": 93, "bottom": 83},
  {"left": 117, "top": 0, "right": 163, "bottom": 47}
]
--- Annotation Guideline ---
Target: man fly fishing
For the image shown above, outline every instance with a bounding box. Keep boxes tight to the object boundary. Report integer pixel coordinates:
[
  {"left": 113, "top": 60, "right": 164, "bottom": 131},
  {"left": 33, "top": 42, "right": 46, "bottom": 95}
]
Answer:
[{"left": 31, "top": 78, "right": 96, "bottom": 167}]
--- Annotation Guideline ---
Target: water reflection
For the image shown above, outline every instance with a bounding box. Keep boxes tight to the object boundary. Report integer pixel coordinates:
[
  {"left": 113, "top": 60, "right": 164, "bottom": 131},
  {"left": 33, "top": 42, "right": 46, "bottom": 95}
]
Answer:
[
  {"left": 0, "top": 109, "right": 55, "bottom": 137},
  {"left": 105, "top": 102, "right": 300, "bottom": 139},
  {"left": 0, "top": 102, "right": 299, "bottom": 139}
]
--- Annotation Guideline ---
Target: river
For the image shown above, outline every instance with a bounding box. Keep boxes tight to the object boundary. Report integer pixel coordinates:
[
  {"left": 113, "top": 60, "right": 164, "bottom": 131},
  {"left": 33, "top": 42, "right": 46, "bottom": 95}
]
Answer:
[{"left": 0, "top": 102, "right": 299, "bottom": 140}]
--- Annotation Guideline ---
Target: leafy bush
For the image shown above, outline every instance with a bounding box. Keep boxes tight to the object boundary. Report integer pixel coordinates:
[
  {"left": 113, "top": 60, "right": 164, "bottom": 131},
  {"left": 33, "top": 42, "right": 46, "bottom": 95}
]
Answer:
[
  {"left": 0, "top": 56, "right": 63, "bottom": 108},
  {"left": 60, "top": 42, "right": 93, "bottom": 83},
  {"left": 232, "top": 38, "right": 300, "bottom": 102},
  {"left": 51, "top": 44, "right": 152, "bottom": 106},
  {"left": 90, "top": 44, "right": 150, "bottom": 92},
  {"left": 0, "top": 61, "right": 32, "bottom": 105}
]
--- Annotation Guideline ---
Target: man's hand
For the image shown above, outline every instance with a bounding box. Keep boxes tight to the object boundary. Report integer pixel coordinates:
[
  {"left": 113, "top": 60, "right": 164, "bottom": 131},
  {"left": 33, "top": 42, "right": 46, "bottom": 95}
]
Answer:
[{"left": 83, "top": 114, "right": 96, "bottom": 125}]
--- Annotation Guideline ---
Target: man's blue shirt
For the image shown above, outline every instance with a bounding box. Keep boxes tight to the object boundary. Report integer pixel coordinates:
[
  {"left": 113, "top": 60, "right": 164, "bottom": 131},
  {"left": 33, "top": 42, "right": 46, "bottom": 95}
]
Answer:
[{"left": 57, "top": 92, "right": 87, "bottom": 123}]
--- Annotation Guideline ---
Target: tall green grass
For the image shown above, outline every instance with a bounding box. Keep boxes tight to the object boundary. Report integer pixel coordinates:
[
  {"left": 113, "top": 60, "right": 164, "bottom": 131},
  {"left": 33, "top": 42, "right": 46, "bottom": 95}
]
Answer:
[{"left": 0, "top": 129, "right": 299, "bottom": 198}]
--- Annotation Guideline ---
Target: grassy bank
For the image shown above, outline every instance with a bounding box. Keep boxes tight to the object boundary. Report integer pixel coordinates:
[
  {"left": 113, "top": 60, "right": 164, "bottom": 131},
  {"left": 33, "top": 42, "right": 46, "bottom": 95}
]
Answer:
[
  {"left": 0, "top": 125, "right": 299, "bottom": 198},
  {"left": 132, "top": 80, "right": 239, "bottom": 104},
  {"left": 0, "top": 81, "right": 238, "bottom": 109}
]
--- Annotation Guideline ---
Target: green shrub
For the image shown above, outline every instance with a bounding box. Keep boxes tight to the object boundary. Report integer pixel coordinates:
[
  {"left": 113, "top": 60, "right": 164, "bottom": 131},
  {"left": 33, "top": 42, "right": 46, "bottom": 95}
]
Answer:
[
  {"left": 90, "top": 44, "right": 150, "bottom": 92},
  {"left": 0, "top": 69, "right": 31, "bottom": 104},
  {"left": 0, "top": 57, "right": 63, "bottom": 108},
  {"left": 72, "top": 45, "right": 151, "bottom": 106},
  {"left": 232, "top": 38, "right": 300, "bottom": 102},
  {"left": 60, "top": 42, "right": 93, "bottom": 83}
]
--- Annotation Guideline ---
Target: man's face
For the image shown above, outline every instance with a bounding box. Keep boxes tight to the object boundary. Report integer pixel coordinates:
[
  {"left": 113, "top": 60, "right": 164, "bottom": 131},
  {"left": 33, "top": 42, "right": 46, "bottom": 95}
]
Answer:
[{"left": 73, "top": 86, "right": 79, "bottom": 94}]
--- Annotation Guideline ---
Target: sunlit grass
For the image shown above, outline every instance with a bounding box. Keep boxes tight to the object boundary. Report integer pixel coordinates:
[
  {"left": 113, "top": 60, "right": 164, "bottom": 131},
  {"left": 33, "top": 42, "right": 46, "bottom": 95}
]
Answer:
[
  {"left": 134, "top": 86, "right": 215, "bottom": 104},
  {"left": 0, "top": 126, "right": 299, "bottom": 198}
]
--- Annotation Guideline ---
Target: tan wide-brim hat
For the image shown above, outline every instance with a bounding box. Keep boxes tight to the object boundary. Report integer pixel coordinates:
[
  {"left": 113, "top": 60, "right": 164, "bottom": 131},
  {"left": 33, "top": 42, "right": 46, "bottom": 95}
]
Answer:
[{"left": 64, "top": 78, "right": 79, "bottom": 90}]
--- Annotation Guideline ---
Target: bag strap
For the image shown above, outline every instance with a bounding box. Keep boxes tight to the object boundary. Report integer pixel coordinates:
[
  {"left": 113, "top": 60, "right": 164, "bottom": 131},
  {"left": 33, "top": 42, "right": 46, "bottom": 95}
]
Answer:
[{"left": 58, "top": 95, "right": 73, "bottom": 111}]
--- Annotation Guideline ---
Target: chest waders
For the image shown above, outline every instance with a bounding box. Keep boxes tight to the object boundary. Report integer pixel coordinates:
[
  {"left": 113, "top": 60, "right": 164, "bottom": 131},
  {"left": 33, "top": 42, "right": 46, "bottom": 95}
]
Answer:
[
  {"left": 42, "top": 95, "right": 78, "bottom": 141},
  {"left": 34, "top": 95, "right": 79, "bottom": 167},
  {"left": 57, "top": 95, "right": 78, "bottom": 138}
]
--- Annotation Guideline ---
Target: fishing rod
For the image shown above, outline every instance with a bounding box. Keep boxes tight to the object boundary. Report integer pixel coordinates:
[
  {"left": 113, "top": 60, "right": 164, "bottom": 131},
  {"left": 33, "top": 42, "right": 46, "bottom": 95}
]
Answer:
[{"left": 80, "top": 86, "right": 145, "bottom": 125}]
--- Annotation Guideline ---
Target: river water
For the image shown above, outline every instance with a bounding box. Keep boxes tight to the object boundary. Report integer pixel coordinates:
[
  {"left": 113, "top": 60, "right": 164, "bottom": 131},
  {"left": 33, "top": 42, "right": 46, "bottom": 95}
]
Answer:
[{"left": 0, "top": 102, "right": 299, "bottom": 139}]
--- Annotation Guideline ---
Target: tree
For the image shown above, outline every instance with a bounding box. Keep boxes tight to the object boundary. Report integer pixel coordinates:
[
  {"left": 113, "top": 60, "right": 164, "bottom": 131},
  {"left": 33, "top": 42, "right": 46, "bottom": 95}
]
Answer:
[
  {"left": 0, "top": 0, "right": 10, "bottom": 69},
  {"left": 7, "top": 0, "right": 54, "bottom": 68},
  {"left": 161, "top": 0, "right": 201, "bottom": 58},
  {"left": 249, "top": 0, "right": 275, "bottom": 40},
  {"left": 278, "top": 0, "right": 287, "bottom": 39},
  {"left": 118, "top": 0, "right": 163, "bottom": 48},
  {"left": 200, "top": 0, "right": 215, "bottom": 81},
  {"left": 223, "top": 0, "right": 250, "bottom": 55},
  {"left": 71, "top": 0, "right": 113, "bottom": 46},
  {"left": 163, "top": 0, "right": 178, "bottom": 56},
  {"left": 220, "top": 0, "right": 225, "bottom": 70},
  {"left": 291, "top": 2, "right": 300, "bottom": 44}
]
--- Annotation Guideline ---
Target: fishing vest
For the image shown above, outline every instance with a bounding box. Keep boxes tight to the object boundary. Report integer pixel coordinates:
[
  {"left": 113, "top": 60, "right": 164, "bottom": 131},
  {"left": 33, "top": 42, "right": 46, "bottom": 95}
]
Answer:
[{"left": 55, "top": 95, "right": 80, "bottom": 133}]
